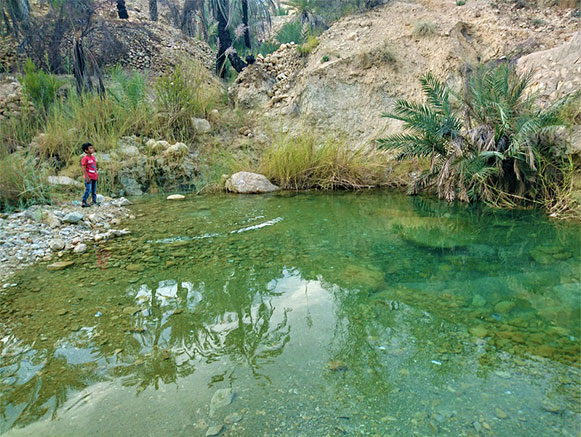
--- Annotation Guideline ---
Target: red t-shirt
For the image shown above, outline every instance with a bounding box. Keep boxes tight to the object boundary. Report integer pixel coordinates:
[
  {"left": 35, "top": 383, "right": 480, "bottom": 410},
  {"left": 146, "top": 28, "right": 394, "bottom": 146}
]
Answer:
[{"left": 81, "top": 155, "right": 98, "bottom": 180}]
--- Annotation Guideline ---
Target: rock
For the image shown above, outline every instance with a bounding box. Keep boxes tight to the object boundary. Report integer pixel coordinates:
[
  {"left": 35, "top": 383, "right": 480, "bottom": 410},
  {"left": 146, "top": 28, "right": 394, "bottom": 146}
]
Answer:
[
  {"left": 114, "top": 197, "right": 133, "bottom": 206},
  {"left": 225, "top": 172, "right": 280, "bottom": 194},
  {"left": 120, "top": 175, "right": 143, "bottom": 196},
  {"left": 167, "top": 194, "right": 185, "bottom": 200},
  {"left": 164, "top": 142, "right": 189, "bottom": 157},
  {"left": 341, "top": 264, "right": 383, "bottom": 289},
  {"left": 63, "top": 212, "right": 84, "bottom": 224},
  {"left": 123, "top": 306, "right": 141, "bottom": 315},
  {"left": 238, "top": 126, "right": 252, "bottom": 136},
  {"left": 47, "top": 176, "right": 83, "bottom": 188},
  {"left": 191, "top": 118, "right": 211, "bottom": 134},
  {"left": 119, "top": 145, "right": 140, "bottom": 157},
  {"left": 469, "top": 325, "right": 488, "bottom": 338},
  {"left": 95, "top": 152, "right": 112, "bottom": 163},
  {"left": 494, "top": 301, "right": 516, "bottom": 314},
  {"left": 47, "top": 261, "right": 74, "bottom": 271},
  {"left": 94, "top": 234, "right": 105, "bottom": 242},
  {"left": 73, "top": 243, "right": 87, "bottom": 254},
  {"left": 206, "top": 425, "right": 224, "bottom": 437},
  {"left": 146, "top": 139, "right": 170, "bottom": 154},
  {"left": 471, "top": 294, "right": 487, "bottom": 307},
  {"left": 210, "top": 388, "right": 233, "bottom": 416},
  {"left": 49, "top": 239, "right": 65, "bottom": 251},
  {"left": 224, "top": 413, "right": 243, "bottom": 424},
  {"left": 44, "top": 212, "right": 61, "bottom": 228},
  {"left": 24, "top": 206, "right": 44, "bottom": 222},
  {"left": 328, "top": 360, "right": 349, "bottom": 371},
  {"left": 494, "top": 408, "right": 508, "bottom": 419},
  {"left": 541, "top": 401, "right": 562, "bottom": 414}
]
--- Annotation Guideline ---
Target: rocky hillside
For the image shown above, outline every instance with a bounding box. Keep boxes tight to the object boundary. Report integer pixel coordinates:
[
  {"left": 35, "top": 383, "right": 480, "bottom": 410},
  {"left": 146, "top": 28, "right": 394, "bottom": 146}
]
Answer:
[
  {"left": 230, "top": 0, "right": 580, "bottom": 145},
  {"left": 0, "top": 0, "right": 214, "bottom": 74}
]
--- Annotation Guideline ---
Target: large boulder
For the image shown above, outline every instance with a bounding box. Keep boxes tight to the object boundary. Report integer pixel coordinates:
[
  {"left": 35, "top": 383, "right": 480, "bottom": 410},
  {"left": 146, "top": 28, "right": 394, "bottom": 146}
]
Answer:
[
  {"left": 225, "top": 172, "right": 280, "bottom": 194},
  {"left": 191, "top": 118, "right": 211, "bottom": 134},
  {"left": 63, "top": 212, "right": 84, "bottom": 224},
  {"left": 164, "top": 142, "right": 189, "bottom": 157},
  {"left": 47, "top": 175, "right": 83, "bottom": 188}
]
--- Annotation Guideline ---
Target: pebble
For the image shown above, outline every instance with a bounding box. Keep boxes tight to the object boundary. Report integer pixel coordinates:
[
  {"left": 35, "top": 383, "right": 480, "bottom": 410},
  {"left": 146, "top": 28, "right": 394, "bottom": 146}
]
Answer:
[
  {"left": 495, "top": 408, "right": 508, "bottom": 419},
  {"left": 206, "top": 424, "right": 224, "bottom": 436},
  {"left": 73, "top": 243, "right": 87, "bottom": 254}
]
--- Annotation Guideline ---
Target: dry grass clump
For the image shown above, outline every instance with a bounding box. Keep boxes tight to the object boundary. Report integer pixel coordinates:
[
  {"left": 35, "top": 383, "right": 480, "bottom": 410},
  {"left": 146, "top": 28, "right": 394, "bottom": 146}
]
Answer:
[
  {"left": 413, "top": 21, "right": 438, "bottom": 37},
  {"left": 258, "top": 132, "right": 388, "bottom": 190},
  {"left": 0, "top": 154, "right": 51, "bottom": 209}
]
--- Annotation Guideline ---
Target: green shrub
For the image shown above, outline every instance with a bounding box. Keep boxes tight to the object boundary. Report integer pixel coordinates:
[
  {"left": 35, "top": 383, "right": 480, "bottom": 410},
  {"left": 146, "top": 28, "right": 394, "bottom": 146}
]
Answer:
[
  {"left": 154, "top": 61, "right": 224, "bottom": 141},
  {"left": 107, "top": 66, "right": 147, "bottom": 109},
  {"left": 379, "top": 64, "right": 574, "bottom": 213},
  {"left": 321, "top": 55, "right": 330, "bottom": 63},
  {"left": 413, "top": 21, "right": 438, "bottom": 37},
  {"left": 259, "top": 39, "right": 281, "bottom": 56},
  {"left": 20, "top": 59, "right": 65, "bottom": 114},
  {"left": 41, "top": 91, "right": 151, "bottom": 164},
  {"left": 456, "top": 0, "right": 466, "bottom": 5},
  {"left": 0, "top": 154, "right": 51, "bottom": 210},
  {"left": 0, "top": 111, "right": 43, "bottom": 157},
  {"left": 259, "top": 131, "right": 388, "bottom": 190},
  {"left": 276, "top": 20, "right": 305, "bottom": 45},
  {"left": 297, "top": 35, "right": 319, "bottom": 56}
]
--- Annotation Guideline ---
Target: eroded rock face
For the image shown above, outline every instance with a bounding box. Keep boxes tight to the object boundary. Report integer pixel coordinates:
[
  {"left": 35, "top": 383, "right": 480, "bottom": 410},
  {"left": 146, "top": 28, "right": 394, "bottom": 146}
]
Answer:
[
  {"left": 225, "top": 172, "right": 280, "bottom": 194},
  {"left": 517, "top": 32, "right": 581, "bottom": 104},
  {"left": 230, "top": 2, "right": 579, "bottom": 145}
]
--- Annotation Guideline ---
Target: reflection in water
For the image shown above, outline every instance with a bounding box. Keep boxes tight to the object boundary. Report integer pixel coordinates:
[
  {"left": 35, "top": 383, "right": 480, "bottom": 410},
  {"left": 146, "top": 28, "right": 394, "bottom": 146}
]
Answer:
[{"left": 0, "top": 192, "right": 579, "bottom": 435}]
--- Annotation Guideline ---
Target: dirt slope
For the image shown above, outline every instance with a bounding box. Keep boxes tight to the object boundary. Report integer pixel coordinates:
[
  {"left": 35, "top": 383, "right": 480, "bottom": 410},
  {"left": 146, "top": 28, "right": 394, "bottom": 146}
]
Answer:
[{"left": 230, "top": 0, "right": 580, "bottom": 144}]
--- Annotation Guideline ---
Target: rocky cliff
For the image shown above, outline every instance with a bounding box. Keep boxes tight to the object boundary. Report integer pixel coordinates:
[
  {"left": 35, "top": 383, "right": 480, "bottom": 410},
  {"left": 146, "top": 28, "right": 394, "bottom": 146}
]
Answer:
[{"left": 230, "top": 0, "right": 580, "bottom": 145}]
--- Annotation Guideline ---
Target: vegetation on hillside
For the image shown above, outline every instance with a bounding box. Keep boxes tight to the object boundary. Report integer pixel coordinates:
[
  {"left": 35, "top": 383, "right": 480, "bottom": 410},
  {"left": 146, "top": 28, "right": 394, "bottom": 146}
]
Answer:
[{"left": 379, "top": 63, "right": 577, "bottom": 215}]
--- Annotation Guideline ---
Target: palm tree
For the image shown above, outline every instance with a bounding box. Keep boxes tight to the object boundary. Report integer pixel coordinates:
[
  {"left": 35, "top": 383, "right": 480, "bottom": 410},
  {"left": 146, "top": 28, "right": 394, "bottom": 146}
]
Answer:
[
  {"left": 0, "top": 0, "right": 30, "bottom": 35},
  {"left": 378, "top": 64, "right": 572, "bottom": 209},
  {"left": 207, "top": 0, "right": 275, "bottom": 77},
  {"left": 149, "top": 0, "right": 158, "bottom": 21},
  {"left": 117, "top": 0, "right": 128, "bottom": 19}
]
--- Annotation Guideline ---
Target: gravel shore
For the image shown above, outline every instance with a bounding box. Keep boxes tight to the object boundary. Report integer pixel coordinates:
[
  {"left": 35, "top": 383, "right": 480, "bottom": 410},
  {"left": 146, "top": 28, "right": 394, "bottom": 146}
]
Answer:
[{"left": 0, "top": 197, "right": 134, "bottom": 285}]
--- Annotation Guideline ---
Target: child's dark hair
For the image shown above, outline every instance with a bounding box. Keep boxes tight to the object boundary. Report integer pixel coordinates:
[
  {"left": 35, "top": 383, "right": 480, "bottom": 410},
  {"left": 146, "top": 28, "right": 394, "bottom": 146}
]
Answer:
[{"left": 81, "top": 142, "right": 93, "bottom": 153}]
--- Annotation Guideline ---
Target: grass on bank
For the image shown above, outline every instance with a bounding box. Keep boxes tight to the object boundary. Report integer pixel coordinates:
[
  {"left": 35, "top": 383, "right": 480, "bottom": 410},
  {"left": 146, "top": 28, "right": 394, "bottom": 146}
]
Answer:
[
  {"left": 0, "top": 59, "right": 227, "bottom": 209},
  {"left": 258, "top": 132, "right": 389, "bottom": 190}
]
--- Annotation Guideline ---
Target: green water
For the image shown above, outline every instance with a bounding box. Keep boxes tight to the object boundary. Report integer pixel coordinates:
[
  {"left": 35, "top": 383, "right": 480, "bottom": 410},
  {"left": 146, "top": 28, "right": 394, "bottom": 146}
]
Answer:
[{"left": 1, "top": 192, "right": 580, "bottom": 436}]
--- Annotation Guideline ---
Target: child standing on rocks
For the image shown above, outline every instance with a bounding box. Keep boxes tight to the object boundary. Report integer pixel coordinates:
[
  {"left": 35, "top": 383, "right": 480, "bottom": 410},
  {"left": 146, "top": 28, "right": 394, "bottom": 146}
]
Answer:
[{"left": 81, "top": 142, "right": 99, "bottom": 207}]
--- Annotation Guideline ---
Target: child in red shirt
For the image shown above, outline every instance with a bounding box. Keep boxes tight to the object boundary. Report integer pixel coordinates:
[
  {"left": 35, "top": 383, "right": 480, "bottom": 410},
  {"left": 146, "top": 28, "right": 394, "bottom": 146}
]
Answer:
[{"left": 81, "top": 142, "right": 99, "bottom": 207}]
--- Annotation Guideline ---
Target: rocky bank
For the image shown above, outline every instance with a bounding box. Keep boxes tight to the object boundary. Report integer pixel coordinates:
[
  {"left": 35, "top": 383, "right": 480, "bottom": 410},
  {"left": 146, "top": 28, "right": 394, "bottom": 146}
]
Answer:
[{"left": 0, "top": 197, "right": 133, "bottom": 285}]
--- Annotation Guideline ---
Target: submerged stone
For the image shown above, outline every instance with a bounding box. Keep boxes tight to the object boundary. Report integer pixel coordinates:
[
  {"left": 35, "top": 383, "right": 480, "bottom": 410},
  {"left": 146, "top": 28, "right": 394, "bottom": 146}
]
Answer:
[
  {"left": 469, "top": 326, "right": 488, "bottom": 338},
  {"left": 206, "top": 424, "right": 224, "bottom": 436},
  {"left": 210, "top": 388, "right": 233, "bottom": 416},
  {"left": 494, "top": 301, "right": 516, "bottom": 314},
  {"left": 47, "top": 261, "right": 74, "bottom": 271}
]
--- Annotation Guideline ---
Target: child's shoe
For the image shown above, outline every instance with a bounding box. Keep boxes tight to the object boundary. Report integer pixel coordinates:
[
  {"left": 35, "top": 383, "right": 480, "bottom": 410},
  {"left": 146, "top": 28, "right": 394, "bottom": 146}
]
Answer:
[{"left": 82, "top": 203, "right": 90, "bottom": 208}]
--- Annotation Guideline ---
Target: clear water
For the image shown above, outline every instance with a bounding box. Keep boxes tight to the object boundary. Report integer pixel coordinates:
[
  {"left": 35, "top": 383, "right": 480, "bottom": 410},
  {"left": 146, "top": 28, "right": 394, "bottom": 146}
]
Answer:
[{"left": 1, "top": 192, "right": 580, "bottom": 436}]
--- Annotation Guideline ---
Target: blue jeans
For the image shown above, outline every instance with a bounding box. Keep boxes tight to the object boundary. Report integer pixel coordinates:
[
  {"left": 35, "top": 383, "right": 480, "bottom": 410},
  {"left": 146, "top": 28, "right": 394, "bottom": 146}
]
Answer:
[{"left": 82, "top": 179, "right": 97, "bottom": 204}]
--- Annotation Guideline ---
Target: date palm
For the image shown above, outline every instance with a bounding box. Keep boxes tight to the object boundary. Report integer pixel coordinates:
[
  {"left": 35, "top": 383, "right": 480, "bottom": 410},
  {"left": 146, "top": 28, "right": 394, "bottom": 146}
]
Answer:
[
  {"left": 207, "top": 0, "right": 275, "bottom": 76},
  {"left": 0, "top": 0, "right": 30, "bottom": 35},
  {"left": 379, "top": 64, "right": 572, "bottom": 210}
]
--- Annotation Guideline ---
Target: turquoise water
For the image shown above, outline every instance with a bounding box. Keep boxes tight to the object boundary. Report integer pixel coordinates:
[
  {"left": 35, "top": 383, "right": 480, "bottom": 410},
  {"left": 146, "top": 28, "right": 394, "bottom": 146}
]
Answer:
[{"left": 0, "top": 192, "right": 580, "bottom": 435}]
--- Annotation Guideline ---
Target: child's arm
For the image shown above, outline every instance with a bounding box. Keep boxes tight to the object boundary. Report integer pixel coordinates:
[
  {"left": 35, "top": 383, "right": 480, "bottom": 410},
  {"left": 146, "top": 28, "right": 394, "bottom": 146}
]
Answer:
[{"left": 81, "top": 161, "right": 90, "bottom": 182}]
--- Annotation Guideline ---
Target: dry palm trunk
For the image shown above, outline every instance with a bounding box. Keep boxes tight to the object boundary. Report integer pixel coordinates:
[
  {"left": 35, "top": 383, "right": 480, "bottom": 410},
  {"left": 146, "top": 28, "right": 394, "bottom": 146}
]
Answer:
[{"left": 149, "top": 0, "right": 158, "bottom": 21}]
